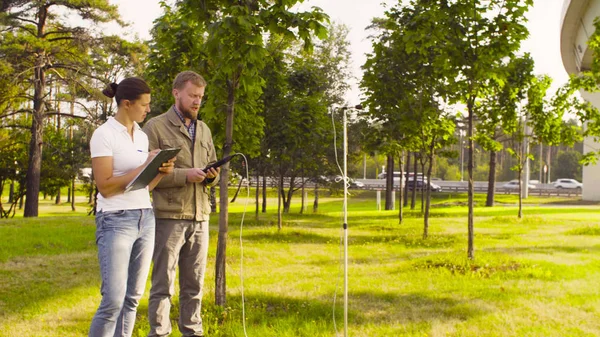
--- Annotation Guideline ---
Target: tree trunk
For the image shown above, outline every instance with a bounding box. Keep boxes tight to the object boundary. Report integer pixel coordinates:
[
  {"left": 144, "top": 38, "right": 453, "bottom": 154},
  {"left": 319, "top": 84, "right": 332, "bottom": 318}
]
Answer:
[
  {"left": 518, "top": 142, "right": 523, "bottom": 219},
  {"left": 24, "top": 54, "right": 46, "bottom": 217},
  {"left": 538, "top": 143, "right": 543, "bottom": 183},
  {"left": 9, "top": 181, "right": 14, "bottom": 203},
  {"left": 404, "top": 152, "right": 411, "bottom": 207},
  {"left": 546, "top": 145, "right": 551, "bottom": 183},
  {"left": 88, "top": 171, "right": 94, "bottom": 204},
  {"left": 24, "top": 6, "right": 48, "bottom": 218},
  {"left": 210, "top": 186, "right": 217, "bottom": 213},
  {"left": 313, "top": 183, "right": 319, "bottom": 212},
  {"left": 71, "top": 177, "right": 76, "bottom": 211},
  {"left": 262, "top": 174, "right": 267, "bottom": 213},
  {"left": 55, "top": 190, "right": 61, "bottom": 205},
  {"left": 385, "top": 154, "right": 394, "bottom": 210},
  {"left": 277, "top": 173, "right": 283, "bottom": 230},
  {"left": 230, "top": 177, "right": 244, "bottom": 203},
  {"left": 255, "top": 169, "right": 260, "bottom": 217},
  {"left": 300, "top": 174, "right": 305, "bottom": 214},
  {"left": 398, "top": 151, "right": 404, "bottom": 224},
  {"left": 19, "top": 186, "right": 24, "bottom": 209},
  {"left": 467, "top": 101, "right": 475, "bottom": 260},
  {"left": 411, "top": 153, "right": 417, "bottom": 210},
  {"left": 283, "top": 176, "right": 294, "bottom": 213},
  {"left": 420, "top": 160, "right": 425, "bottom": 214},
  {"left": 215, "top": 80, "right": 235, "bottom": 306},
  {"left": 423, "top": 150, "right": 434, "bottom": 239},
  {"left": 486, "top": 150, "right": 497, "bottom": 207}
]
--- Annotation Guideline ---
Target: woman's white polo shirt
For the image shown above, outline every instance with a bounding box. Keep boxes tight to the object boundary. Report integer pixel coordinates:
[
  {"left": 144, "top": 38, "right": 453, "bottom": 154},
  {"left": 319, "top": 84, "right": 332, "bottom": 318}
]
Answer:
[{"left": 90, "top": 117, "right": 153, "bottom": 212}]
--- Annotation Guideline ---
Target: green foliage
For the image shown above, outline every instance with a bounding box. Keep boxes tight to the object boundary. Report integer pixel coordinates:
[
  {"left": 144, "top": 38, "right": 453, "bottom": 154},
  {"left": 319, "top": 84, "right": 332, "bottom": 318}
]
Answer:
[
  {"left": 39, "top": 124, "right": 89, "bottom": 198},
  {"left": 147, "top": 0, "right": 330, "bottom": 158},
  {"left": 0, "top": 0, "right": 131, "bottom": 216},
  {"left": 434, "top": 157, "right": 460, "bottom": 181},
  {"left": 0, "top": 125, "right": 28, "bottom": 217},
  {"left": 145, "top": 1, "right": 205, "bottom": 118},
  {"left": 552, "top": 150, "right": 582, "bottom": 181},
  {"left": 473, "top": 162, "right": 490, "bottom": 182},
  {"left": 549, "top": 17, "right": 600, "bottom": 165},
  {"left": 260, "top": 24, "right": 353, "bottom": 193},
  {"left": 477, "top": 55, "right": 535, "bottom": 153}
]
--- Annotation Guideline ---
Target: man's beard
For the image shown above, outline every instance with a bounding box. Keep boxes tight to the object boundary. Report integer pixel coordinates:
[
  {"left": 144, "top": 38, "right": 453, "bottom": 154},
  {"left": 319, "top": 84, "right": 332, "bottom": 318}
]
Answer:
[{"left": 176, "top": 103, "right": 198, "bottom": 121}]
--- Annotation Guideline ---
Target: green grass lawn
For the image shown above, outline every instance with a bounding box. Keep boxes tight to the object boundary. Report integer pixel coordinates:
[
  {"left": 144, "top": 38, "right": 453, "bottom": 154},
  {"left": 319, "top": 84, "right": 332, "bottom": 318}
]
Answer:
[{"left": 1, "top": 190, "right": 600, "bottom": 336}]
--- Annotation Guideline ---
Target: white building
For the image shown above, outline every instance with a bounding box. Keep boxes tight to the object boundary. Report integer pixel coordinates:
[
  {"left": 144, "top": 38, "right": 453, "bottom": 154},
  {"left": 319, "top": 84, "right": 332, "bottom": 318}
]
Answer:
[{"left": 561, "top": 0, "right": 600, "bottom": 200}]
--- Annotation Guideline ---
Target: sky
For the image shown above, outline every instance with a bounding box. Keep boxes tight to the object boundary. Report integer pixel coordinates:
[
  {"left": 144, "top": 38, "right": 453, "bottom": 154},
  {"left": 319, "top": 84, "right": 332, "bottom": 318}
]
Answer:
[{"left": 108, "top": 0, "right": 570, "bottom": 104}]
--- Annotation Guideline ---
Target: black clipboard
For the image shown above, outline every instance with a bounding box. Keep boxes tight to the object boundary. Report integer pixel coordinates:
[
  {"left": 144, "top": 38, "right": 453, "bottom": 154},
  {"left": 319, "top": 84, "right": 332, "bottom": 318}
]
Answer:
[{"left": 125, "top": 148, "right": 181, "bottom": 192}]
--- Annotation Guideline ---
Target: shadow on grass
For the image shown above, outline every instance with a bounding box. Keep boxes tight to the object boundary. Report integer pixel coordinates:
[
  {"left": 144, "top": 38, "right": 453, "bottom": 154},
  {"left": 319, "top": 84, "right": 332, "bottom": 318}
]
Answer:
[
  {"left": 151, "top": 292, "right": 485, "bottom": 336},
  {"left": 238, "top": 213, "right": 344, "bottom": 229},
  {"left": 566, "top": 226, "right": 600, "bottom": 236},
  {"left": 242, "top": 230, "right": 334, "bottom": 244},
  {"left": 350, "top": 291, "right": 485, "bottom": 325},
  {"left": 241, "top": 229, "right": 460, "bottom": 248},
  {"left": 0, "top": 251, "right": 99, "bottom": 316},
  {"left": 482, "top": 244, "right": 600, "bottom": 255},
  {"left": 0, "top": 216, "right": 96, "bottom": 263}
]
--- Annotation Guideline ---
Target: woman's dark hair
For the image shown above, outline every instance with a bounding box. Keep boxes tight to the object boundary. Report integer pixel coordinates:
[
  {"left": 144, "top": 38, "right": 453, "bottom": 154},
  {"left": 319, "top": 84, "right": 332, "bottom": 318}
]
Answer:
[{"left": 102, "top": 77, "right": 151, "bottom": 106}]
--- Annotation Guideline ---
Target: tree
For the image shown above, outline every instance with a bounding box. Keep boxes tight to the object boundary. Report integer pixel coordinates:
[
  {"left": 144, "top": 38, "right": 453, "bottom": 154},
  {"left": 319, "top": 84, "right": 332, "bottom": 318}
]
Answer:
[
  {"left": 549, "top": 16, "right": 600, "bottom": 166},
  {"left": 145, "top": 2, "right": 205, "bottom": 117},
  {"left": 361, "top": 15, "right": 418, "bottom": 215},
  {"left": 0, "top": 126, "right": 28, "bottom": 218},
  {"left": 553, "top": 150, "right": 582, "bottom": 181},
  {"left": 168, "top": 0, "right": 328, "bottom": 306},
  {"left": 401, "top": 0, "right": 533, "bottom": 258},
  {"left": 0, "top": 0, "right": 123, "bottom": 217},
  {"left": 362, "top": 3, "right": 458, "bottom": 235},
  {"left": 477, "top": 55, "right": 535, "bottom": 207},
  {"left": 262, "top": 24, "right": 352, "bottom": 224}
]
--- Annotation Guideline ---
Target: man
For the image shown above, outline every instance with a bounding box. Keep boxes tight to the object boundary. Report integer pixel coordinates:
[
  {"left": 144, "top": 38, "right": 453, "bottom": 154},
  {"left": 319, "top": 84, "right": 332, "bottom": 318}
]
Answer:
[{"left": 143, "top": 71, "right": 219, "bottom": 337}]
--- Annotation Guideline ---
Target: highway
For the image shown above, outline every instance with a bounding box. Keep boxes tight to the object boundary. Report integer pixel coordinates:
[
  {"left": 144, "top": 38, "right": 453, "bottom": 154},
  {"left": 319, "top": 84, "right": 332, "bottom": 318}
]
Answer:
[
  {"left": 355, "top": 179, "right": 582, "bottom": 196},
  {"left": 245, "top": 177, "right": 582, "bottom": 196}
]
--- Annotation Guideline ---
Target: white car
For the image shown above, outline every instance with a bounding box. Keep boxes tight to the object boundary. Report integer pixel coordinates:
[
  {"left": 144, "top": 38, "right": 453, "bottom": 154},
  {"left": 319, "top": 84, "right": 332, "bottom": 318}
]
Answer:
[
  {"left": 553, "top": 178, "right": 582, "bottom": 189},
  {"left": 502, "top": 180, "right": 536, "bottom": 189}
]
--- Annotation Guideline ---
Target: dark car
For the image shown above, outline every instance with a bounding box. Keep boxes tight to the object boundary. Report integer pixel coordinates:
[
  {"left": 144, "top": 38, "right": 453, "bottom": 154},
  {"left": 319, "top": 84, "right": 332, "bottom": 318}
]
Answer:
[{"left": 407, "top": 179, "right": 442, "bottom": 192}]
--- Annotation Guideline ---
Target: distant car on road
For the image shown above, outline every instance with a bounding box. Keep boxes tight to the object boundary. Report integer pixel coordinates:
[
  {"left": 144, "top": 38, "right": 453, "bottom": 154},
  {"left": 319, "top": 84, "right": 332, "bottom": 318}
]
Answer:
[
  {"left": 334, "top": 175, "right": 365, "bottom": 188},
  {"left": 553, "top": 178, "right": 582, "bottom": 189},
  {"left": 377, "top": 171, "right": 405, "bottom": 183},
  {"left": 502, "top": 180, "right": 536, "bottom": 189},
  {"left": 407, "top": 179, "right": 442, "bottom": 192}
]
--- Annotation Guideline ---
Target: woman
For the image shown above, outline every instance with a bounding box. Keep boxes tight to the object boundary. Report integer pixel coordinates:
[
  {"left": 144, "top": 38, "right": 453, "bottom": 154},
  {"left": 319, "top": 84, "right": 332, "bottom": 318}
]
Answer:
[{"left": 88, "top": 77, "right": 174, "bottom": 337}]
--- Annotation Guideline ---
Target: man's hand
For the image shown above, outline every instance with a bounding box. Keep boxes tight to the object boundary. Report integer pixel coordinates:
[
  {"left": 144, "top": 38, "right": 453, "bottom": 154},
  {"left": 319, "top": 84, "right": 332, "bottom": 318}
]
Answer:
[
  {"left": 185, "top": 167, "right": 220, "bottom": 184},
  {"left": 186, "top": 168, "right": 208, "bottom": 183},
  {"left": 205, "top": 167, "right": 220, "bottom": 180}
]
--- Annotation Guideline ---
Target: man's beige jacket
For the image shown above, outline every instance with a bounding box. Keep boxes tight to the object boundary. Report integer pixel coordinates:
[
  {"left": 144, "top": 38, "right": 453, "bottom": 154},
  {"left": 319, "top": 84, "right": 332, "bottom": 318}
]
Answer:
[{"left": 143, "top": 107, "right": 219, "bottom": 221}]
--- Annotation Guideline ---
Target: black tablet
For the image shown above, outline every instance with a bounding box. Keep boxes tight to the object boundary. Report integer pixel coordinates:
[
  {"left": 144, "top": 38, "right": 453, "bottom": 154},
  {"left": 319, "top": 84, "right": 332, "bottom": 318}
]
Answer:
[
  {"left": 202, "top": 155, "right": 234, "bottom": 173},
  {"left": 125, "top": 148, "right": 181, "bottom": 192}
]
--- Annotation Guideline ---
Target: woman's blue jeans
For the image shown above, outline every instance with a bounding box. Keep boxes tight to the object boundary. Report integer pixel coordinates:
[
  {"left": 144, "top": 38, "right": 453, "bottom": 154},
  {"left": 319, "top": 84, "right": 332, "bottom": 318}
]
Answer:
[{"left": 89, "top": 208, "right": 155, "bottom": 337}]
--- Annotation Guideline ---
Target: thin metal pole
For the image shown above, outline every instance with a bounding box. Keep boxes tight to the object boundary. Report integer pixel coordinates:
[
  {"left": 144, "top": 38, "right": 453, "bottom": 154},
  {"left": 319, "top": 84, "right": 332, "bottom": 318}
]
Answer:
[{"left": 343, "top": 109, "right": 349, "bottom": 337}]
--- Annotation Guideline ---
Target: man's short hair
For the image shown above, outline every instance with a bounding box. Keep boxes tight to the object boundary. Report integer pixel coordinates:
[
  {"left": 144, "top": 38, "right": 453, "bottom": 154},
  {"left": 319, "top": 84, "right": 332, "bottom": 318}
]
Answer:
[{"left": 173, "top": 71, "right": 207, "bottom": 90}]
